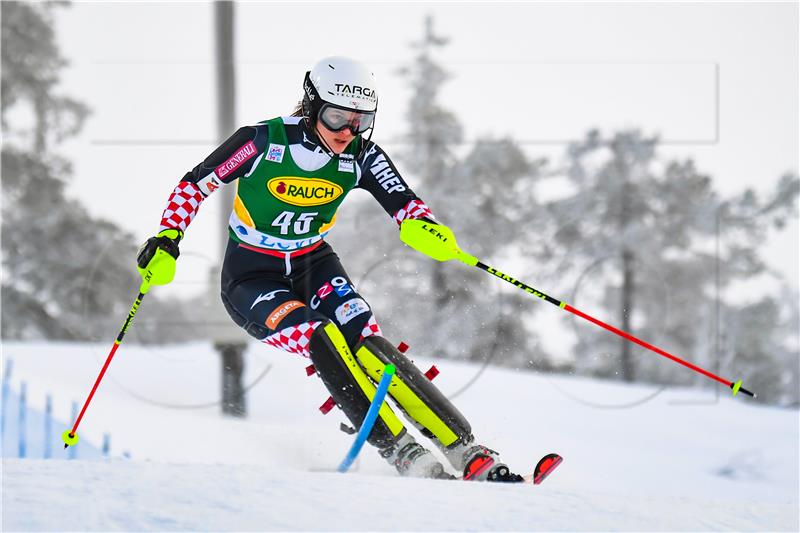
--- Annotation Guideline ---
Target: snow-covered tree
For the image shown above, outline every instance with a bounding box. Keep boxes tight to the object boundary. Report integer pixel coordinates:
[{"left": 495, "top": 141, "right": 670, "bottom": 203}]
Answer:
[
  {"left": 547, "top": 129, "right": 799, "bottom": 396},
  {"left": 721, "top": 291, "right": 799, "bottom": 406},
  {"left": 1, "top": 2, "right": 189, "bottom": 342},
  {"left": 342, "top": 16, "right": 550, "bottom": 369}
]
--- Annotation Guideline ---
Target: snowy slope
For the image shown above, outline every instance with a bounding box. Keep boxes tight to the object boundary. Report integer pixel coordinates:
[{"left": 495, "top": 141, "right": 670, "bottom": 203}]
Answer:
[
  {"left": 2, "top": 341, "right": 798, "bottom": 531},
  {"left": 4, "top": 459, "right": 796, "bottom": 532}
]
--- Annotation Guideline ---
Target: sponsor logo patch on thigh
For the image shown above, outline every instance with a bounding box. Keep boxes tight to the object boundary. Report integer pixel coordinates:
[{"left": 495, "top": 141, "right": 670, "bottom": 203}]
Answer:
[
  {"left": 335, "top": 298, "right": 369, "bottom": 325},
  {"left": 266, "top": 300, "right": 305, "bottom": 330}
]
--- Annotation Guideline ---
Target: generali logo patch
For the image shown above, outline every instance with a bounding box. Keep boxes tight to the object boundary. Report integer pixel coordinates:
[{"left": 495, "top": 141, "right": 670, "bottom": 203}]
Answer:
[
  {"left": 216, "top": 140, "right": 257, "bottom": 179},
  {"left": 266, "top": 300, "right": 304, "bottom": 330},
  {"left": 267, "top": 177, "right": 344, "bottom": 207}
]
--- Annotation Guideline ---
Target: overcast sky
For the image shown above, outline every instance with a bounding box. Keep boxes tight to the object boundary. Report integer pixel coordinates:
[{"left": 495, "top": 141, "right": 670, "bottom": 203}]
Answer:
[{"left": 49, "top": 1, "right": 798, "bottom": 297}]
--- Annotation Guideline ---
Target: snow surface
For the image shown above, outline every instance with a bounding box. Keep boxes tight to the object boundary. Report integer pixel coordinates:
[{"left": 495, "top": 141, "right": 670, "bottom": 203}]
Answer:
[{"left": 2, "top": 341, "right": 798, "bottom": 531}]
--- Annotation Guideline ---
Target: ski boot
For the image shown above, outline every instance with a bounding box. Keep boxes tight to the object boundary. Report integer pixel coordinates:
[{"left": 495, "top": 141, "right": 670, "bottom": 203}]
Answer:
[
  {"left": 439, "top": 435, "right": 524, "bottom": 482},
  {"left": 461, "top": 445, "right": 524, "bottom": 483},
  {"left": 380, "top": 433, "right": 455, "bottom": 479}
]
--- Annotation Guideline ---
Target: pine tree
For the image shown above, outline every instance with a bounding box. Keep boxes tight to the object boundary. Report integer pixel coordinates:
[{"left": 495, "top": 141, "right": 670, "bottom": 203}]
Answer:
[
  {"left": 1, "top": 2, "right": 188, "bottom": 341},
  {"left": 548, "top": 129, "right": 798, "bottom": 396},
  {"left": 722, "top": 292, "right": 799, "bottom": 406},
  {"left": 360, "top": 16, "right": 550, "bottom": 368}
]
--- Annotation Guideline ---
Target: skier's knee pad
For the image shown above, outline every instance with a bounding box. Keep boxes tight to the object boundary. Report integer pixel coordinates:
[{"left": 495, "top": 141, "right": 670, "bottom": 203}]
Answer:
[
  {"left": 354, "top": 336, "right": 472, "bottom": 447},
  {"left": 308, "top": 321, "right": 406, "bottom": 449}
]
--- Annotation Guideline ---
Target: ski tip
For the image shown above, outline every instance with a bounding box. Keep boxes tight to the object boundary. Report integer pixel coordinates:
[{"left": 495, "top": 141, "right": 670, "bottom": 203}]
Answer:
[
  {"left": 533, "top": 453, "right": 563, "bottom": 485},
  {"left": 61, "top": 430, "right": 79, "bottom": 448}
]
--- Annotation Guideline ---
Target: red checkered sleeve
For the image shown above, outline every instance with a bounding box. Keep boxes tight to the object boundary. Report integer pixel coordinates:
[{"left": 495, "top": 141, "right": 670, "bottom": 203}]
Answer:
[
  {"left": 392, "top": 199, "right": 436, "bottom": 226},
  {"left": 158, "top": 181, "right": 206, "bottom": 233}
]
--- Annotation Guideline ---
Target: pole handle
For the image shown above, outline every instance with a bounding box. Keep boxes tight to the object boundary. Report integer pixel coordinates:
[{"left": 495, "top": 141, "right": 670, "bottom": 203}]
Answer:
[{"left": 139, "top": 270, "right": 153, "bottom": 294}]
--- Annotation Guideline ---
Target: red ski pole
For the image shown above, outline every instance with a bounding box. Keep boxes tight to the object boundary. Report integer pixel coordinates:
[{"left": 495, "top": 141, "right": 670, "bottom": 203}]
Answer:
[
  {"left": 400, "top": 220, "right": 756, "bottom": 399},
  {"left": 62, "top": 273, "right": 153, "bottom": 448}
]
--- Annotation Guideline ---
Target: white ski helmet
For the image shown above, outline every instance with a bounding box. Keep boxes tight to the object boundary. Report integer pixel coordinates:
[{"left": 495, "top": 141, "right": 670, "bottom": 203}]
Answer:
[{"left": 302, "top": 56, "right": 378, "bottom": 133}]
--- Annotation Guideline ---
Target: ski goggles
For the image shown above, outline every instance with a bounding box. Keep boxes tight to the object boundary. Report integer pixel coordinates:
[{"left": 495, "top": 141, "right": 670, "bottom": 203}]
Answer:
[{"left": 318, "top": 104, "right": 375, "bottom": 135}]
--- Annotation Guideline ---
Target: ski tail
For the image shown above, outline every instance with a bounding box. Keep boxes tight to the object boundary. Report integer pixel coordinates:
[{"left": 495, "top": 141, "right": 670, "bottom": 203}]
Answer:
[{"left": 463, "top": 454, "right": 495, "bottom": 481}]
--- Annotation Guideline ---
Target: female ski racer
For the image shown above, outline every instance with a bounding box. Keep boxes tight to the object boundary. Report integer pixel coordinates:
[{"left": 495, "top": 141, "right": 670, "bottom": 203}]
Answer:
[{"left": 136, "top": 56, "right": 521, "bottom": 482}]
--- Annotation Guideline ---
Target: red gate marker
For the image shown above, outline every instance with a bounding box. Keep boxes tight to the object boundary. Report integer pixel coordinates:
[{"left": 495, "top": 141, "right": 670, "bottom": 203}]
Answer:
[{"left": 424, "top": 365, "right": 439, "bottom": 381}]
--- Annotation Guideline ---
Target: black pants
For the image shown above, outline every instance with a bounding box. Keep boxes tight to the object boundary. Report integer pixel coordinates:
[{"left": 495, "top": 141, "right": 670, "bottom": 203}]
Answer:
[
  {"left": 221, "top": 238, "right": 475, "bottom": 454},
  {"left": 220, "top": 239, "right": 375, "bottom": 350}
]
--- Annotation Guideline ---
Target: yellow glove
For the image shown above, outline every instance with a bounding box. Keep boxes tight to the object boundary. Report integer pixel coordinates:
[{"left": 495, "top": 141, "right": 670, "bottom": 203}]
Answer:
[
  {"left": 136, "top": 228, "right": 182, "bottom": 289},
  {"left": 399, "top": 219, "right": 477, "bottom": 265}
]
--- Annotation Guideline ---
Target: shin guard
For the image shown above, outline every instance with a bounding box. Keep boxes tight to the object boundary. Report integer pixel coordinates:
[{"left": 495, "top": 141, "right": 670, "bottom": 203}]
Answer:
[
  {"left": 308, "top": 322, "right": 405, "bottom": 449},
  {"left": 354, "top": 336, "right": 472, "bottom": 447}
]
